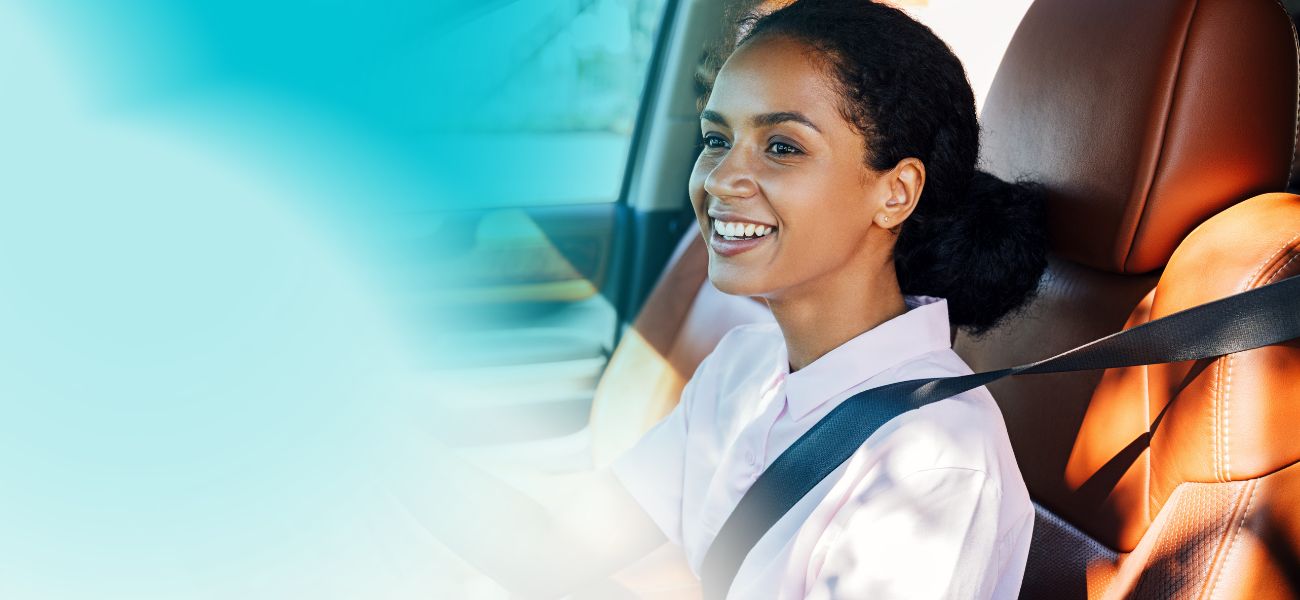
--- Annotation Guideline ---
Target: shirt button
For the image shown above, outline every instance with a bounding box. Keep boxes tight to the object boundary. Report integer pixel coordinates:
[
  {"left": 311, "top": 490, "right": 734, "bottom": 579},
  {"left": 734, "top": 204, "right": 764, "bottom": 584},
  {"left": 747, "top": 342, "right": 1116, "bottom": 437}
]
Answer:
[{"left": 745, "top": 450, "right": 757, "bottom": 466}]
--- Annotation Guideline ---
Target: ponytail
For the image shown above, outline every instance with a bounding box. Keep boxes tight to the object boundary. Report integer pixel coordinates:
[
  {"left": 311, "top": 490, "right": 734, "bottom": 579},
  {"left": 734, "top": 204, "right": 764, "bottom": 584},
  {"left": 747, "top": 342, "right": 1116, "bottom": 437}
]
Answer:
[{"left": 894, "top": 171, "right": 1049, "bottom": 337}]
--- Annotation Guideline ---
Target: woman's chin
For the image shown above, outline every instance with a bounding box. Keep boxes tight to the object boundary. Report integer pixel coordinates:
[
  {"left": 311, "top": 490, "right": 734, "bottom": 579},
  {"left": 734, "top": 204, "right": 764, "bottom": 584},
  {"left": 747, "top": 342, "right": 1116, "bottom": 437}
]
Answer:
[{"left": 707, "top": 267, "right": 768, "bottom": 298}]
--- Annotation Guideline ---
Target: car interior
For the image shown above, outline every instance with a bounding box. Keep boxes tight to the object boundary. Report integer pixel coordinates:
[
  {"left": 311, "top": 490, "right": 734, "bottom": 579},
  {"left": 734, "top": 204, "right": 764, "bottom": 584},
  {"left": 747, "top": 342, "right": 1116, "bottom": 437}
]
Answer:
[{"left": 430, "top": 0, "right": 1300, "bottom": 597}]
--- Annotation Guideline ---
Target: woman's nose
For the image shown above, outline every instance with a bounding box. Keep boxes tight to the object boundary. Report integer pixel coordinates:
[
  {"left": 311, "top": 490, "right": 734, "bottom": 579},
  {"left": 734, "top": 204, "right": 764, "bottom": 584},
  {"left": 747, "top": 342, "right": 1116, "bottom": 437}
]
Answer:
[{"left": 703, "top": 146, "right": 758, "bottom": 200}]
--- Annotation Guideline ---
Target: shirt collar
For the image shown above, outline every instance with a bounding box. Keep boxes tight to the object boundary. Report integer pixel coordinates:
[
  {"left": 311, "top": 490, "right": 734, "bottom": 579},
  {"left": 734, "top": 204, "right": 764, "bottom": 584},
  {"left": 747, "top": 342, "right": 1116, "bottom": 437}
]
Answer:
[{"left": 779, "top": 294, "right": 952, "bottom": 421}]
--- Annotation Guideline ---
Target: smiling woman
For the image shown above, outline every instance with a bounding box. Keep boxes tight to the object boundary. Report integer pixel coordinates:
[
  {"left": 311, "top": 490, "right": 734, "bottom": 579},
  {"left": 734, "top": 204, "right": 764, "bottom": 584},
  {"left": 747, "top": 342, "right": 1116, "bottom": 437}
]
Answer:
[
  {"left": 685, "top": 16, "right": 1049, "bottom": 363},
  {"left": 394, "top": 1, "right": 1049, "bottom": 599},
  {"left": 612, "top": 0, "right": 1051, "bottom": 597}
]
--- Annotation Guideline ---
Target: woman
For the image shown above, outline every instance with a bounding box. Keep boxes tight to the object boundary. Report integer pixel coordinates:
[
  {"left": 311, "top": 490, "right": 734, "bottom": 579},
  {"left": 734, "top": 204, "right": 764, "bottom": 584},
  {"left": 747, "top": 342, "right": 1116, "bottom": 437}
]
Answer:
[{"left": 395, "top": 1, "right": 1046, "bottom": 598}]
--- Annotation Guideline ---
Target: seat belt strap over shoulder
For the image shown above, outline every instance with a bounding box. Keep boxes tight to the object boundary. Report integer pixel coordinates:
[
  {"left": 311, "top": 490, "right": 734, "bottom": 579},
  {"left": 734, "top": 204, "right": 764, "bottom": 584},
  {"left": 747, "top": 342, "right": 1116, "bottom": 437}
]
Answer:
[{"left": 700, "top": 274, "right": 1300, "bottom": 599}]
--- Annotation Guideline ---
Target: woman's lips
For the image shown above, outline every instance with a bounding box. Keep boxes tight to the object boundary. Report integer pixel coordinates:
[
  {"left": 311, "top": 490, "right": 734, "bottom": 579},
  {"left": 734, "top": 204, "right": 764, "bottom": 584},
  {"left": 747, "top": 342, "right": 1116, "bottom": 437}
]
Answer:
[{"left": 708, "top": 227, "right": 776, "bottom": 257}]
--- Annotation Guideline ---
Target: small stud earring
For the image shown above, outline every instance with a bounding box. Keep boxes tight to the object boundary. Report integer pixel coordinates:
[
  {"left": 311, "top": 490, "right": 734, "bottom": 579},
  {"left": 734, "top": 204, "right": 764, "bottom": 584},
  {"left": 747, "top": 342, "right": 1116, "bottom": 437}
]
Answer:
[{"left": 883, "top": 216, "right": 890, "bottom": 223}]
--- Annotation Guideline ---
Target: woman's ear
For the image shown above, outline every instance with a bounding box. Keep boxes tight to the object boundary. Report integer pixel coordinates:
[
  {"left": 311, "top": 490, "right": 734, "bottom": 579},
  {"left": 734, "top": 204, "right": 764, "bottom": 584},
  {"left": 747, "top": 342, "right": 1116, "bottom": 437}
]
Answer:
[{"left": 874, "top": 157, "right": 925, "bottom": 231}]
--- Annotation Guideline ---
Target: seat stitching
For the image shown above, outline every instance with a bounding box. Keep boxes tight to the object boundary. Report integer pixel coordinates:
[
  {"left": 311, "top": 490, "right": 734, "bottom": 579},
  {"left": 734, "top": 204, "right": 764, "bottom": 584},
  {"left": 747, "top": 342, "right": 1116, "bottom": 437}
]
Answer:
[
  {"left": 1265, "top": 251, "right": 1300, "bottom": 285},
  {"left": 1212, "top": 356, "right": 1223, "bottom": 481},
  {"left": 1219, "top": 234, "right": 1300, "bottom": 481},
  {"left": 1208, "top": 481, "right": 1258, "bottom": 600},
  {"left": 1222, "top": 355, "right": 1233, "bottom": 480},
  {"left": 1242, "top": 231, "right": 1300, "bottom": 290}
]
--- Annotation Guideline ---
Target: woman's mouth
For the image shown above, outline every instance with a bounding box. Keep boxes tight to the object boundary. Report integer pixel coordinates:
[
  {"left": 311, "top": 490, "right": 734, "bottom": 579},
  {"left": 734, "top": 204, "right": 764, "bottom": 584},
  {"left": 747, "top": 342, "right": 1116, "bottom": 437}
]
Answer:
[{"left": 708, "top": 218, "right": 777, "bottom": 257}]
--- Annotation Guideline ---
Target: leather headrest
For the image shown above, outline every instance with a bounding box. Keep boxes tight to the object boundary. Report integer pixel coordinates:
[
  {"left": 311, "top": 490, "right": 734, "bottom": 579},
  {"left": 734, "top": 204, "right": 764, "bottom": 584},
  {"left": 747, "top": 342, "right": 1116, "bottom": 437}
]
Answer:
[{"left": 980, "top": 0, "right": 1298, "bottom": 274}]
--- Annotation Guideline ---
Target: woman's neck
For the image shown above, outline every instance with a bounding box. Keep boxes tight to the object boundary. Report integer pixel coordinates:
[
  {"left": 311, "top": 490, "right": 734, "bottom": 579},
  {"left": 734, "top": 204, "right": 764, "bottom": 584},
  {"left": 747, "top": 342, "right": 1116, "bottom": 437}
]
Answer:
[{"left": 765, "top": 263, "right": 908, "bottom": 373}]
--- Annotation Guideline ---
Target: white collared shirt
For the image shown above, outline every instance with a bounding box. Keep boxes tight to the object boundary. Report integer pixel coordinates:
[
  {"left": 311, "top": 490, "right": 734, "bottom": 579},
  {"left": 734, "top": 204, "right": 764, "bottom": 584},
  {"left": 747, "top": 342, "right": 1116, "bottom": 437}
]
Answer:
[{"left": 611, "top": 295, "right": 1034, "bottom": 599}]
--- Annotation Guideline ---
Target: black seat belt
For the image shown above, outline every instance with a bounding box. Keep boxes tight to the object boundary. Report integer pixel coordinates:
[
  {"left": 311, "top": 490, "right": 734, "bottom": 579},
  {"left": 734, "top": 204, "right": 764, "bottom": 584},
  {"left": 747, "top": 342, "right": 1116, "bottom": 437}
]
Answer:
[{"left": 700, "top": 273, "right": 1300, "bottom": 599}]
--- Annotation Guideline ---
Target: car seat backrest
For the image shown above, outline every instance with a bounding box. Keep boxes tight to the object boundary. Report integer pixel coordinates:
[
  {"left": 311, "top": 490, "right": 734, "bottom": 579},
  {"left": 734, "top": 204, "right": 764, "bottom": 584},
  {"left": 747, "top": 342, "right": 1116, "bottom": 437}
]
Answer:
[
  {"left": 957, "top": 0, "right": 1300, "bottom": 597},
  {"left": 1113, "top": 194, "right": 1300, "bottom": 598}
]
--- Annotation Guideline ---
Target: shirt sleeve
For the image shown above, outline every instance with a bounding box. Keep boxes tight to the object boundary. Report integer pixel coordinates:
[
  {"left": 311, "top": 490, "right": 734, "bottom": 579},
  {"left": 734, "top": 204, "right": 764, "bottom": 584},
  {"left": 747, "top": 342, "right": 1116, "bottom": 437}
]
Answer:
[
  {"left": 608, "top": 353, "right": 712, "bottom": 547},
  {"left": 804, "top": 467, "right": 1011, "bottom": 600}
]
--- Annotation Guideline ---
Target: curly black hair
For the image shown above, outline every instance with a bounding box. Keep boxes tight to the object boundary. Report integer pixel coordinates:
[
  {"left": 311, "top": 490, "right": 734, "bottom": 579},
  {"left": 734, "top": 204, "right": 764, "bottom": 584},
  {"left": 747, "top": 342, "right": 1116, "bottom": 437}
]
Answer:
[{"left": 699, "top": 0, "right": 1048, "bottom": 337}]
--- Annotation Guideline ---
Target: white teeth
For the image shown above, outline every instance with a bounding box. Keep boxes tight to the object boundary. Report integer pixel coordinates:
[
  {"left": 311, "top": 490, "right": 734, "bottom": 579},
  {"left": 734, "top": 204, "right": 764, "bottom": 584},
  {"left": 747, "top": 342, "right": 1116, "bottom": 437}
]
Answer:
[{"left": 712, "top": 218, "right": 776, "bottom": 239}]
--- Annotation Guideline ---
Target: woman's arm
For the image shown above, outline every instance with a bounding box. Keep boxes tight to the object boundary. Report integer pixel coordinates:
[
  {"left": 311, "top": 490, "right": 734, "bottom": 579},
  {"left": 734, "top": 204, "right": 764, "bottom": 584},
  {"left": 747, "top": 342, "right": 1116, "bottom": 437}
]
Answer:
[
  {"left": 388, "top": 343, "right": 713, "bottom": 597},
  {"left": 384, "top": 430, "right": 668, "bottom": 600}
]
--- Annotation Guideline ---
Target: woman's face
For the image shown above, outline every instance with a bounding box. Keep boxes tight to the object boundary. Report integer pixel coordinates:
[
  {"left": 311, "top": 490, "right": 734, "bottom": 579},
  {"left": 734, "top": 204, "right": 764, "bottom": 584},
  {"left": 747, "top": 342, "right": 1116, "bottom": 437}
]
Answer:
[{"left": 689, "top": 35, "right": 905, "bottom": 300}]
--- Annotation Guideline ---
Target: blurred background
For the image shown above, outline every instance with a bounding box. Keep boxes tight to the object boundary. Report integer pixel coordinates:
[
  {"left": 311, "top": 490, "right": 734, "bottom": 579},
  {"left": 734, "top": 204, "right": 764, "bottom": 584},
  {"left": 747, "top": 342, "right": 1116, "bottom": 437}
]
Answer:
[{"left": 0, "top": 0, "right": 1053, "bottom": 597}]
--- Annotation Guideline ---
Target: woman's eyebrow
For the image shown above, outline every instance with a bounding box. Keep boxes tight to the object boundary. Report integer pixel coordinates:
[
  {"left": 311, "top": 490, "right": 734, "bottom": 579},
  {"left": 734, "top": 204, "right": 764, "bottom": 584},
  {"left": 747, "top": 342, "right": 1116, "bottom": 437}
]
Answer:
[
  {"left": 700, "top": 110, "right": 730, "bottom": 127},
  {"left": 752, "top": 111, "right": 823, "bottom": 134},
  {"left": 700, "top": 110, "right": 822, "bottom": 134}
]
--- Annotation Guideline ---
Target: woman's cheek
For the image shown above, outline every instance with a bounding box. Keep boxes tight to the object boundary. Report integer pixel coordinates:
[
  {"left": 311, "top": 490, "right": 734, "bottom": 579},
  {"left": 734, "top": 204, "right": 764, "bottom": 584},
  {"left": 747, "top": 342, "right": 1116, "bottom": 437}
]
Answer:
[{"left": 687, "top": 155, "right": 713, "bottom": 210}]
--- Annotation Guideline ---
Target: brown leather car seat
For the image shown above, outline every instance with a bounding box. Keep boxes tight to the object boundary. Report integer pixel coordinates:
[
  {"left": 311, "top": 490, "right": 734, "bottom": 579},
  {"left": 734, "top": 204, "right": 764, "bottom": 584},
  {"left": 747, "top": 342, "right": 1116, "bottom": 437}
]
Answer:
[
  {"left": 959, "top": 0, "right": 1300, "bottom": 597},
  {"left": 587, "top": 0, "right": 1300, "bottom": 597}
]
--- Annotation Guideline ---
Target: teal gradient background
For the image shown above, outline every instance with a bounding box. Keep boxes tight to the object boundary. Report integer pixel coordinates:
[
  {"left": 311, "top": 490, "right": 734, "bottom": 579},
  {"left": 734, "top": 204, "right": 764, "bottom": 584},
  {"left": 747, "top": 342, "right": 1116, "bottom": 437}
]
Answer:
[{"left": 0, "top": 0, "right": 658, "bottom": 597}]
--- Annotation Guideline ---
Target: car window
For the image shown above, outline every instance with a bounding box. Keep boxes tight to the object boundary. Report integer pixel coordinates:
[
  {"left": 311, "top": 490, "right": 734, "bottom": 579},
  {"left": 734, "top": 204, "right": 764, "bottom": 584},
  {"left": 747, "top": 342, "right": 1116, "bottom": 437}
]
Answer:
[{"left": 429, "top": 0, "right": 671, "bottom": 208}]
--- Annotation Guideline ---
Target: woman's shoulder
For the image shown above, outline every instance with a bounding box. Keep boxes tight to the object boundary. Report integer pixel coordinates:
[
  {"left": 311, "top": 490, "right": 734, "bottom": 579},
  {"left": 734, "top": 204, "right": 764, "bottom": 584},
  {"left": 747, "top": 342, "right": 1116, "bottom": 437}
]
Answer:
[
  {"left": 674, "top": 322, "right": 787, "bottom": 425},
  {"left": 867, "top": 348, "right": 1025, "bottom": 491}
]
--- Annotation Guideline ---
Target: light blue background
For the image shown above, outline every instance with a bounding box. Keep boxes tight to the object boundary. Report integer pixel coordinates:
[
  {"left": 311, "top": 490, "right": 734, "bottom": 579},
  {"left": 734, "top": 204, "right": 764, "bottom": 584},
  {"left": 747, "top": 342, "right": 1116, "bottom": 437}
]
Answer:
[{"left": 0, "top": 0, "right": 659, "bottom": 596}]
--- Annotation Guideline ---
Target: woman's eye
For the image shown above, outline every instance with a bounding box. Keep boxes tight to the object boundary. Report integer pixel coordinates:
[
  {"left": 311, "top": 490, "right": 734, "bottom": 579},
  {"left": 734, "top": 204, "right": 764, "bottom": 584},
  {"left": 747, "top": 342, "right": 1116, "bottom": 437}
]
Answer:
[
  {"left": 769, "top": 141, "right": 802, "bottom": 156},
  {"left": 702, "top": 134, "right": 730, "bottom": 149}
]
